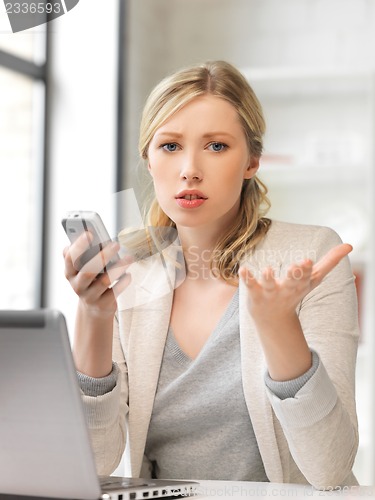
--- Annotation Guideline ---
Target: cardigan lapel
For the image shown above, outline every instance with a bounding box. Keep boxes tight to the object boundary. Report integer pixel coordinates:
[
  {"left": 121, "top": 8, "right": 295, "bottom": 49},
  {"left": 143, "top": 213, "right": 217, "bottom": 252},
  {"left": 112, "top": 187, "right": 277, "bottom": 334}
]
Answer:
[
  {"left": 239, "top": 279, "right": 284, "bottom": 483},
  {"left": 122, "top": 249, "right": 179, "bottom": 477},
  {"left": 126, "top": 290, "right": 173, "bottom": 476}
]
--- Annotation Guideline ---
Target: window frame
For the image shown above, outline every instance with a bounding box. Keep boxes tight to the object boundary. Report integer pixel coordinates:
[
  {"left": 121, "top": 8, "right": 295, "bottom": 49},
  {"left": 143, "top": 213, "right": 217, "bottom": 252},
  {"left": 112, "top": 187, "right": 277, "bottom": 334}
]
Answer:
[
  {"left": 0, "top": 27, "right": 48, "bottom": 307},
  {"left": 1, "top": 0, "right": 126, "bottom": 308}
]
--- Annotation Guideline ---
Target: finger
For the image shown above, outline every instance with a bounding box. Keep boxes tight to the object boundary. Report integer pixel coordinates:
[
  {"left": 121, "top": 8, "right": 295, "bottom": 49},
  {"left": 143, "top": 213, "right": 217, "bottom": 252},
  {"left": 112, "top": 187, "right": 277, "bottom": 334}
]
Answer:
[
  {"left": 68, "top": 243, "right": 119, "bottom": 293},
  {"left": 261, "top": 266, "right": 277, "bottom": 290},
  {"left": 72, "top": 265, "right": 124, "bottom": 304},
  {"left": 83, "top": 270, "right": 132, "bottom": 308},
  {"left": 286, "top": 259, "right": 313, "bottom": 282},
  {"left": 112, "top": 272, "right": 132, "bottom": 298},
  {"left": 80, "top": 252, "right": 132, "bottom": 293},
  {"left": 69, "top": 231, "right": 94, "bottom": 268},
  {"left": 239, "top": 266, "right": 261, "bottom": 290},
  {"left": 311, "top": 243, "right": 352, "bottom": 286},
  {"left": 80, "top": 241, "right": 120, "bottom": 275},
  {"left": 106, "top": 256, "right": 133, "bottom": 283},
  {"left": 64, "top": 245, "right": 80, "bottom": 280},
  {"left": 106, "top": 253, "right": 134, "bottom": 272},
  {"left": 70, "top": 252, "right": 132, "bottom": 302}
]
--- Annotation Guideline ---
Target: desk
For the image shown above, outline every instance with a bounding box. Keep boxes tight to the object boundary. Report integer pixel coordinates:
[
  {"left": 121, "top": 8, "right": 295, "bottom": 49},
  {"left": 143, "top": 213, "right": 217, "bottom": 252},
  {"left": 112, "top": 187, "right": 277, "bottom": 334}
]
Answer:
[
  {"left": 194, "top": 481, "right": 375, "bottom": 499},
  {"left": 0, "top": 482, "right": 374, "bottom": 499}
]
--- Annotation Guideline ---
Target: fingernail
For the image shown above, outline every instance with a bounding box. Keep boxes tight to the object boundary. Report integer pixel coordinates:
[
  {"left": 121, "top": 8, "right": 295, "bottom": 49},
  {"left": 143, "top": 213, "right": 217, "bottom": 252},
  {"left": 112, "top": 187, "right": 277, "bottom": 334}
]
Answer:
[{"left": 84, "top": 230, "right": 93, "bottom": 242}]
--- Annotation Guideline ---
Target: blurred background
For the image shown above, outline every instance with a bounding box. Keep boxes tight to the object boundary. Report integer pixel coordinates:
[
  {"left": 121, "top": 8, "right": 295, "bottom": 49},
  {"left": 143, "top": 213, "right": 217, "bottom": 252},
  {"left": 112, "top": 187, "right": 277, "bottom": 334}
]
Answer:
[{"left": 0, "top": 0, "right": 374, "bottom": 485}]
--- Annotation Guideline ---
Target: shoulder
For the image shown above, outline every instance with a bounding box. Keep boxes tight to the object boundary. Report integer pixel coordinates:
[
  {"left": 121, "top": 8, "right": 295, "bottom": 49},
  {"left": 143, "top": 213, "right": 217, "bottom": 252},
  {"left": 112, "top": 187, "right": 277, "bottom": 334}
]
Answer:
[
  {"left": 265, "top": 219, "right": 342, "bottom": 247},
  {"left": 248, "top": 219, "right": 344, "bottom": 265}
]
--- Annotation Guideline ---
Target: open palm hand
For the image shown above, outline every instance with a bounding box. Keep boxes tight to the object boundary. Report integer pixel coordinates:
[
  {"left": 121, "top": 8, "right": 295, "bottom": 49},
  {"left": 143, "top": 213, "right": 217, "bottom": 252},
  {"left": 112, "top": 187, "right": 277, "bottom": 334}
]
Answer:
[{"left": 239, "top": 243, "right": 353, "bottom": 320}]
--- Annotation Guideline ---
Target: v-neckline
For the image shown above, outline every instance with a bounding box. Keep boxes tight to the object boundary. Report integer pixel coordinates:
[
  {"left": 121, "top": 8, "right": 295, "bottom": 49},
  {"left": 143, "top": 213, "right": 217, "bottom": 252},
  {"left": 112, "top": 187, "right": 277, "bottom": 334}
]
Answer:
[{"left": 168, "top": 287, "right": 239, "bottom": 363}]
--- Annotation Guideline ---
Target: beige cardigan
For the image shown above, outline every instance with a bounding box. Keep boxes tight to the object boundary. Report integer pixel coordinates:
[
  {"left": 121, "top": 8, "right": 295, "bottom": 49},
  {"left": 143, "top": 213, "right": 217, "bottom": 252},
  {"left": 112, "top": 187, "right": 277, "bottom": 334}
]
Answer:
[{"left": 82, "top": 220, "right": 359, "bottom": 489}]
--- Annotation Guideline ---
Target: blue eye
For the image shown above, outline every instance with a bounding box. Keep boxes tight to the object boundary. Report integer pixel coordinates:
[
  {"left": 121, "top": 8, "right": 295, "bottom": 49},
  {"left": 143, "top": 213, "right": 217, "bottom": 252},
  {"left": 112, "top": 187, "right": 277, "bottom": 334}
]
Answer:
[
  {"left": 161, "top": 143, "right": 178, "bottom": 152},
  {"left": 208, "top": 142, "right": 227, "bottom": 152}
]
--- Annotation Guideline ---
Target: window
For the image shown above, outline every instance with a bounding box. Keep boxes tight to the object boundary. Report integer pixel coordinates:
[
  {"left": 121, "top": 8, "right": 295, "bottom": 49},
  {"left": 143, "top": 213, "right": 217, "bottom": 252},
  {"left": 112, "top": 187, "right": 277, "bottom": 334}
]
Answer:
[{"left": 0, "top": 13, "right": 47, "bottom": 308}]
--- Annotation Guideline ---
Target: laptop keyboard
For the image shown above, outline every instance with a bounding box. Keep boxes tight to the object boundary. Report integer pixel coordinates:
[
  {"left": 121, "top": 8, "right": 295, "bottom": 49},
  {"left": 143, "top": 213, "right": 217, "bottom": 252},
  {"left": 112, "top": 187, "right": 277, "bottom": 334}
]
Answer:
[{"left": 100, "top": 476, "right": 153, "bottom": 489}]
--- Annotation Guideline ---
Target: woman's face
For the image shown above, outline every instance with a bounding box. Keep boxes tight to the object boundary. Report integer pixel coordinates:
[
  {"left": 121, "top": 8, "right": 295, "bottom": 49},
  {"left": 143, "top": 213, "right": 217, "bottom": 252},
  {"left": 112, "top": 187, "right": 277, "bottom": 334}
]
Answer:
[{"left": 147, "top": 94, "right": 259, "bottom": 231}]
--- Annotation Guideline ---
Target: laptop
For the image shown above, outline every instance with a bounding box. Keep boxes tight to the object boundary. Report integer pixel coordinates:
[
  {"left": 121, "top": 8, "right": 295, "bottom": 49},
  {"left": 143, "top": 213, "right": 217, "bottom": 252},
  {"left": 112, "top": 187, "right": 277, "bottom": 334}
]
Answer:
[{"left": 0, "top": 309, "right": 199, "bottom": 500}]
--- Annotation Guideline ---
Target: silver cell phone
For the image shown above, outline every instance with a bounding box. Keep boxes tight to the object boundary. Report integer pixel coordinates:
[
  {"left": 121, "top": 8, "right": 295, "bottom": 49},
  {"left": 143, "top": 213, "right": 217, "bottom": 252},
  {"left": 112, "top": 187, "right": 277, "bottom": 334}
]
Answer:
[{"left": 62, "top": 210, "right": 119, "bottom": 272}]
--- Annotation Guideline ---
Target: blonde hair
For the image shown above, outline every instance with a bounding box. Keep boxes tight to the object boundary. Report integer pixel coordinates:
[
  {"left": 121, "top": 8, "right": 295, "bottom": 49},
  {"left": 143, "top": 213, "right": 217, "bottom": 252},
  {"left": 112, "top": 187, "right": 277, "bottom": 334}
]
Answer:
[{"left": 133, "top": 60, "right": 271, "bottom": 283}]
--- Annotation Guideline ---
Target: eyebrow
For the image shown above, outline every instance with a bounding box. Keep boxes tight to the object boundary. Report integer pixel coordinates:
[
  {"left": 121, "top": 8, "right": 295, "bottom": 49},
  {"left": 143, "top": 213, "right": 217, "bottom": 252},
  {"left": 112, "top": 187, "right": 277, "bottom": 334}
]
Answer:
[{"left": 154, "top": 131, "right": 237, "bottom": 140}]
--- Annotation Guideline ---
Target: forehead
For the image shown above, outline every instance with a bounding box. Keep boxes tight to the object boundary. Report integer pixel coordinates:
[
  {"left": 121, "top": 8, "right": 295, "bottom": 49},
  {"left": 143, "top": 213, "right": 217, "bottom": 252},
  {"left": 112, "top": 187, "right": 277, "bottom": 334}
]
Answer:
[{"left": 155, "top": 94, "right": 242, "bottom": 134}]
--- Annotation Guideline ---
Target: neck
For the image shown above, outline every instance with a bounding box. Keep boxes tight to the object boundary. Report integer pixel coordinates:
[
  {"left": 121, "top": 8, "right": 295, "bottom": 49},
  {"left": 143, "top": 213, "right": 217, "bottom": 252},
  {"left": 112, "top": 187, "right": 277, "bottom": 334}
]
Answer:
[
  {"left": 177, "top": 226, "right": 221, "bottom": 282},
  {"left": 175, "top": 199, "right": 241, "bottom": 282}
]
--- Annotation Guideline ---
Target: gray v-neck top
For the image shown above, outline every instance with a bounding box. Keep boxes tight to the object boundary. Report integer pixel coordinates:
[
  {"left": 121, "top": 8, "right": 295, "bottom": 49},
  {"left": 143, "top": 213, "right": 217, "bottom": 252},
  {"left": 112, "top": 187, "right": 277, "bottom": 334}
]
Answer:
[{"left": 144, "top": 289, "right": 269, "bottom": 481}]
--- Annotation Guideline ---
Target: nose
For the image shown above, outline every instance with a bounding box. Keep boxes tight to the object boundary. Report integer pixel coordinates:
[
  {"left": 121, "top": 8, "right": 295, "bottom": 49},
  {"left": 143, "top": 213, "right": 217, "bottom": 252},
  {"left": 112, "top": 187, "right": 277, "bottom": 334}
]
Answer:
[{"left": 180, "top": 152, "right": 202, "bottom": 181}]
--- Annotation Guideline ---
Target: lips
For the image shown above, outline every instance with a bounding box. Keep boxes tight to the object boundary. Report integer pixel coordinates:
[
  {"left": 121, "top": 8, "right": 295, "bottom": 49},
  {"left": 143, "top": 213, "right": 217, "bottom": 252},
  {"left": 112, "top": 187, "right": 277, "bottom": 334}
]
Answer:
[
  {"left": 175, "top": 190, "right": 207, "bottom": 209},
  {"left": 181, "top": 194, "right": 203, "bottom": 200},
  {"left": 175, "top": 190, "right": 208, "bottom": 200}
]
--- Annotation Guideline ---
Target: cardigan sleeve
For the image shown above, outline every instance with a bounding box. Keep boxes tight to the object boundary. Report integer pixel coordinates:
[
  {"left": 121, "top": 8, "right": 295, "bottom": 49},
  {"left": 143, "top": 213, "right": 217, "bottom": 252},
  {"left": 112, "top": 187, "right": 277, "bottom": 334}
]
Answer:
[
  {"left": 265, "top": 225, "right": 359, "bottom": 489},
  {"left": 264, "top": 349, "right": 319, "bottom": 399},
  {"left": 80, "top": 314, "right": 129, "bottom": 476},
  {"left": 77, "top": 362, "right": 118, "bottom": 396}
]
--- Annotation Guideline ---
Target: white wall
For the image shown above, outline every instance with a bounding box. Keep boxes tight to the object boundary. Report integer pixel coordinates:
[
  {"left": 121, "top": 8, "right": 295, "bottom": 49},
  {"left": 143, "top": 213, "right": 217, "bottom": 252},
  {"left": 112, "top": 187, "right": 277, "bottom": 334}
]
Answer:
[
  {"left": 125, "top": 0, "right": 375, "bottom": 178},
  {"left": 46, "top": 0, "right": 118, "bottom": 336}
]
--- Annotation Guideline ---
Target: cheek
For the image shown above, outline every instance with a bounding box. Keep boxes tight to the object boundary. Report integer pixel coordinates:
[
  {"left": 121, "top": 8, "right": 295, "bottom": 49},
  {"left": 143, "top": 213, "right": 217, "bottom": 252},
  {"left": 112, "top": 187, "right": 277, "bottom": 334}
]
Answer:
[
  {"left": 149, "top": 154, "right": 177, "bottom": 188},
  {"left": 149, "top": 169, "right": 172, "bottom": 204},
  {"left": 150, "top": 166, "right": 167, "bottom": 187},
  {"left": 219, "top": 165, "right": 247, "bottom": 190},
  {"left": 148, "top": 151, "right": 169, "bottom": 178}
]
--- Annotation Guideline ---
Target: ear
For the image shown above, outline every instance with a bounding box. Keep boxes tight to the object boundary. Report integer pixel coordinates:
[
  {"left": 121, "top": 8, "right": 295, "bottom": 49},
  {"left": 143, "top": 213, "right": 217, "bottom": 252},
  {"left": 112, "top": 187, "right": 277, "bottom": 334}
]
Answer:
[
  {"left": 147, "top": 163, "right": 153, "bottom": 177},
  {"left": 243, "top": 156, "right": 260, "bottom": 180}
]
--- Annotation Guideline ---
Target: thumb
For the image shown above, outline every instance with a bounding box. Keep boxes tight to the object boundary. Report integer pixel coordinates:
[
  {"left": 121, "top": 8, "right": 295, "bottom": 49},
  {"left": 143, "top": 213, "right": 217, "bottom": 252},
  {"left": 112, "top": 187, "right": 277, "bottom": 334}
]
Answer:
[{"left": 239, "top": 265, "right": 257, "bottom": 288}]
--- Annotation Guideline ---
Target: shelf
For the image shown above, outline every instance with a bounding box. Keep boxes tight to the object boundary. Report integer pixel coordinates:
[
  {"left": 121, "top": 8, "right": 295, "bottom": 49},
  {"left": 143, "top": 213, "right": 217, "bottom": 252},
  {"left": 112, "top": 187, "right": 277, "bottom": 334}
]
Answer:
[
  {"left": 242, "top": 67, "right": 375, "bottom": 99},
  {"left": 258, "top": 164, "right": 368, "bottom": 184}
]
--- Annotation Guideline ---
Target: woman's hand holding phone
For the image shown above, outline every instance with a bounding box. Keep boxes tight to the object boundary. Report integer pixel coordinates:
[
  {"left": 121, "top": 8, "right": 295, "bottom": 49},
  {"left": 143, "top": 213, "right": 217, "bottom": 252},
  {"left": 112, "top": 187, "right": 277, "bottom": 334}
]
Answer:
[
  {"left": 63, "top": 230, "right": 132, "bottom": 318},
  {"left": 63, "top": 228, "right": 132, "bottom": 378}
]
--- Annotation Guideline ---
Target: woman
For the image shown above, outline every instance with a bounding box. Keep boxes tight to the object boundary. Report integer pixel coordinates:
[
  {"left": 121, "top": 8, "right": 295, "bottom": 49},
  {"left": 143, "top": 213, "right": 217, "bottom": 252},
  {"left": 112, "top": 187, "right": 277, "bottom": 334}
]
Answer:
[{"left": 63, "top": 61, "right": 359, "bottom": 488}]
